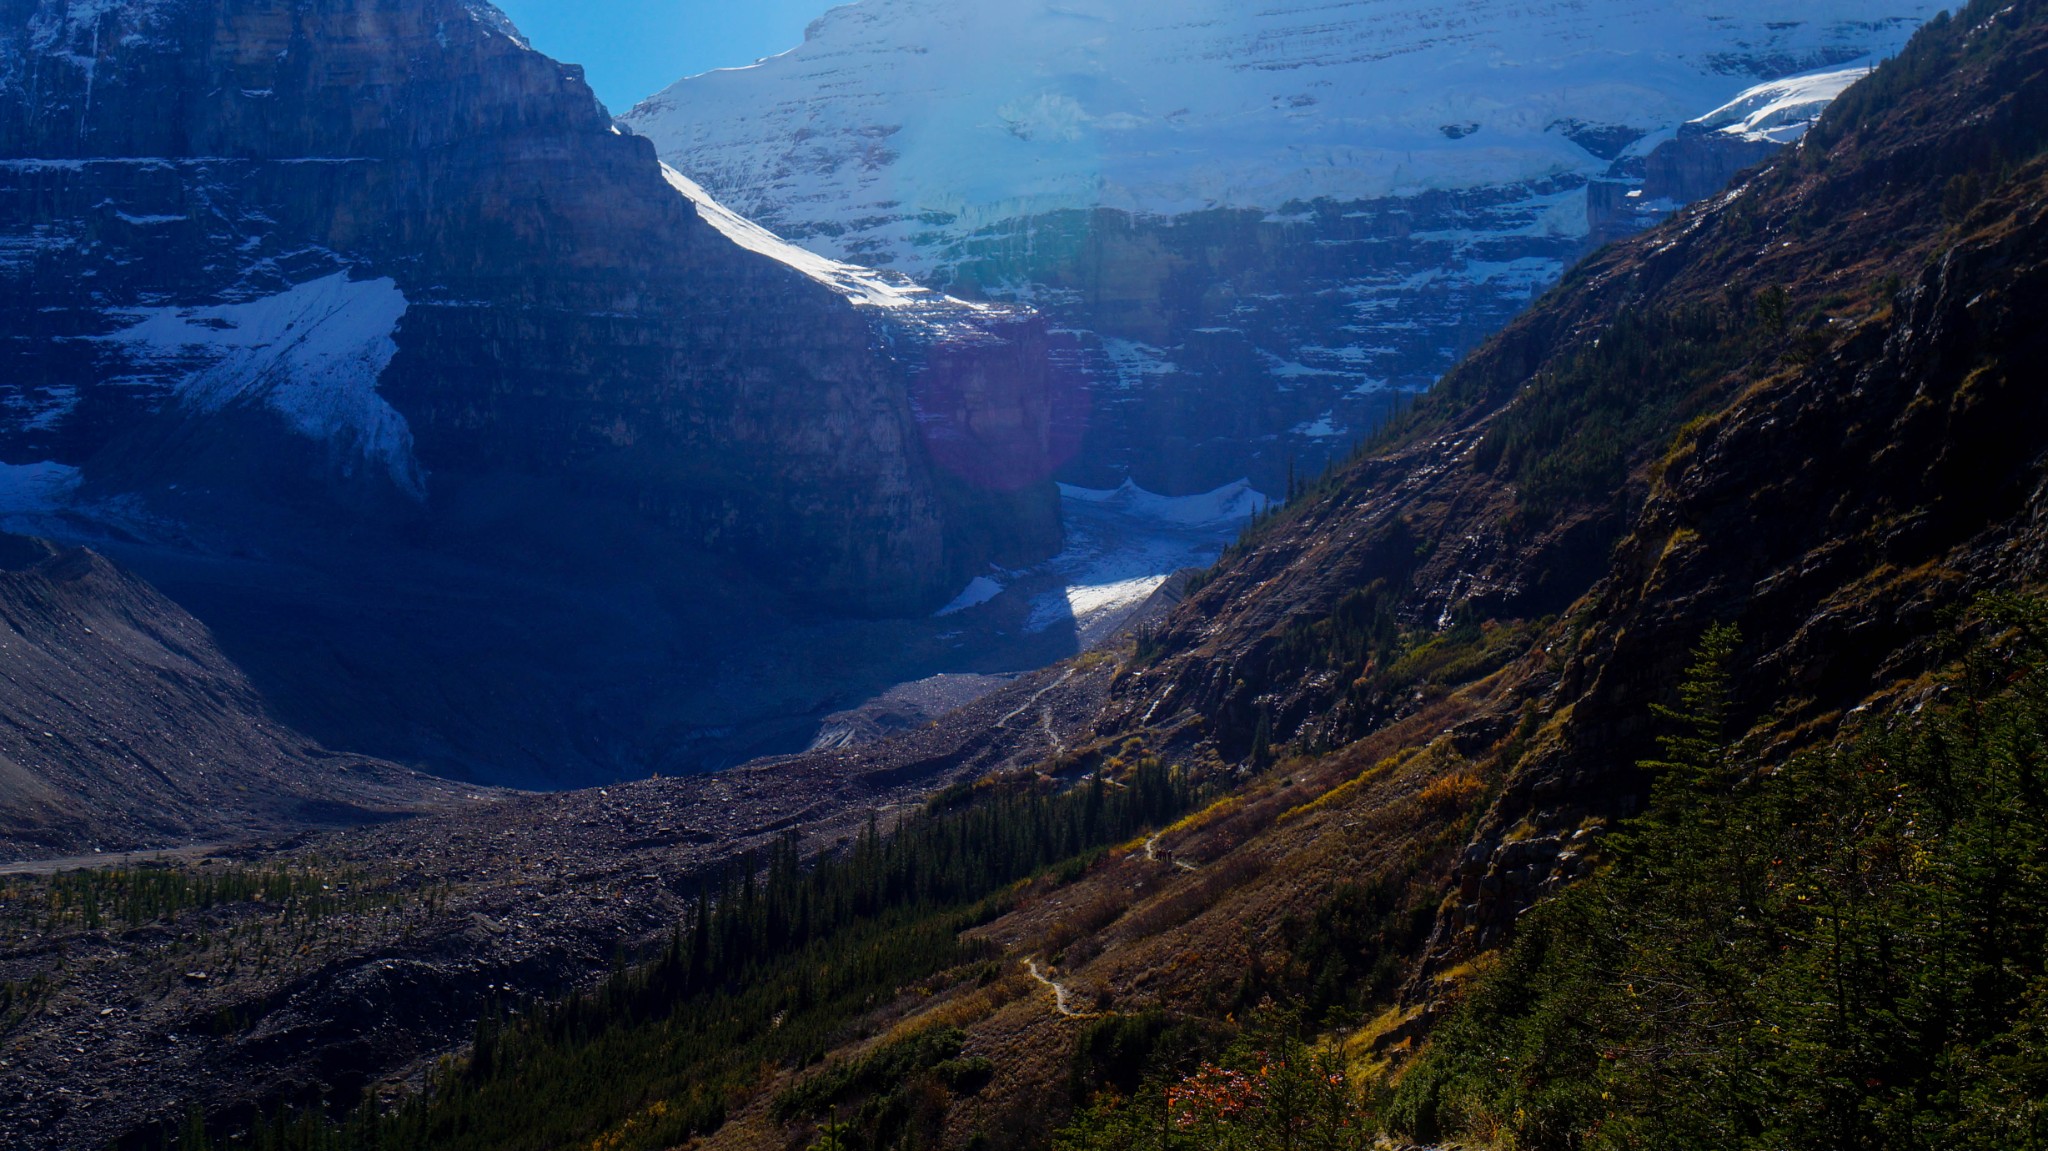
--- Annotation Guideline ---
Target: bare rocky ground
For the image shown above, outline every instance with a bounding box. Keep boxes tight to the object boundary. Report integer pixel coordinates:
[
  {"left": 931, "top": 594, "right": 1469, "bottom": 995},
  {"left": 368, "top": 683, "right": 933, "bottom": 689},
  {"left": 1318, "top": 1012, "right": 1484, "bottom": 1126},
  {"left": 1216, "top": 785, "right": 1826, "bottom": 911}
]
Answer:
[
  {"left": 0, "top": 536, "right": 468, "bottom": 861},
  {"left": 0, "top": 642, "right": 1130, "bottom": 1150}
]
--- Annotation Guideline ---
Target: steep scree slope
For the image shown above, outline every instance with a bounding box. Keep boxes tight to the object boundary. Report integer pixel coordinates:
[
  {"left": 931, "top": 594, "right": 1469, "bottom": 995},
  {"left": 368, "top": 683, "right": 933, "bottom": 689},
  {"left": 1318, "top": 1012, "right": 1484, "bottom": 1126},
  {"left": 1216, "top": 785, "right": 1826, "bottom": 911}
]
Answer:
[
  {"left": 0, "top": 533, "right": 460, "bottom": 859},
  {"left": 0, "top": 654, "right": 1112, "bottom": 1150}
]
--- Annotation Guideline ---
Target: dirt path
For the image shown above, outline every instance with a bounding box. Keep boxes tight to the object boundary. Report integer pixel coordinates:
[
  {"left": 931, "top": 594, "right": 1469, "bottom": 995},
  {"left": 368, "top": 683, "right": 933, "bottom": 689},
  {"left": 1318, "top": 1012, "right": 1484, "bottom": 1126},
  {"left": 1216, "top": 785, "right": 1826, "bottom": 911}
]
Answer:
[
  {"left": 1025, "top": 957, "right": 1089, "bottom": 1018},
  {"left": 997, "top": 667, "right": 1076, "bottom": 729},
  {"left": 1039, "top": 707, "right": 1068, "bottom": 756},
  {"left": 1142, "top": 832, "right": 1197, "bottom": 871},
  {"left": 0, "top": 842, "right": 237, "bottom": 876}
]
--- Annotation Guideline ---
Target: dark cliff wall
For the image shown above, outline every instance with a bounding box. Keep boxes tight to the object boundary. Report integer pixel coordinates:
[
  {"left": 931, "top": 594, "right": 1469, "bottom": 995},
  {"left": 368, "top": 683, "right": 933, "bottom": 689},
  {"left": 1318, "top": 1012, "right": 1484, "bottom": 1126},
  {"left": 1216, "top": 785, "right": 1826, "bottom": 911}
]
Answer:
[
  {"left": 0, "top": 0, "right": 1067, "bottom": 782},
  {"left": 0, "top": 0, "right": 1060, "bottom": 614},
  {"left": 1587, "top": 127, "right": 1785, "bottom": 243}
]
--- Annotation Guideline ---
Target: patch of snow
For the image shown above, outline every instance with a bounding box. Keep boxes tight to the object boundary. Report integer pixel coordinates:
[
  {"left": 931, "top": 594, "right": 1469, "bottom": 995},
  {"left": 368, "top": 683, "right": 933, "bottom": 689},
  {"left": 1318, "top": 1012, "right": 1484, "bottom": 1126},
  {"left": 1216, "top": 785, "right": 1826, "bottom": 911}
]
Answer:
[
  {"left": 1098, "top": 337, "right": 1178, "bottom": 389},
  {"left": 936, "top": 574, "right": 1005, "bottom": 616},
  {"left": 1057, "top": 478, "right": 1268, "bottom": 528},
  {"left": 20, "top": 0, "right": 173, "bottom": 57},
  {"left": 890, "top": 478, "right": 1263, "bottom": 640},
  {"left": 1620, "top": 125, "right": 1680, "bottom": 160},
  {"left": 1262, "top": 357, "right": 1335, "bottom": 380},
  {"left": 1028, "top": 574, "right": 1172, "bottom": 634},
  {"left": 96, "top": 273, "right": 424, "bottom": 496},
  {"left": 1025, "top": 481, "right": 1262, "bottom": 635},
  {"left": 1691, "top": 61, "right": 1874, "bottom": 145},
  {"left": 1291, "top": 413, "right": 1342, "bottom": 439},
  {"left": 0, "top": 461, "right": 82, "bottom": 515},
  {"left": 1301, "top": 343, "right": 1379, "bottom": 366},
  {"left": 0, "top": 227, "right": 78, "bottom": 268},
  {"left": 463, "top": 0, "right": 530, "bottom": 48},
  {"left": 9, "top": 384, "right": 79, "bottom": 432},
  {"left": 661, "top": 164, "right": 954, "bottom": 310}
]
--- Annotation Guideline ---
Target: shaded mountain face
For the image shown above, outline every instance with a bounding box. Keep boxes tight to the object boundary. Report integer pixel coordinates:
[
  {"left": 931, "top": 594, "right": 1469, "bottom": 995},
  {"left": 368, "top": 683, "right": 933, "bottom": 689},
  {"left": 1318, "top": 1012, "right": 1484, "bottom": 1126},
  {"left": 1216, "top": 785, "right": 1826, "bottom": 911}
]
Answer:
[
  {"left": 0, "top": 0, "right": 1069, "bottom": 784},
  {"left": 626, "top": 0, "right": 1939, "bottom": 496},
  {"left": 0, "top": 534, "right": 462, "bottom": 859}
]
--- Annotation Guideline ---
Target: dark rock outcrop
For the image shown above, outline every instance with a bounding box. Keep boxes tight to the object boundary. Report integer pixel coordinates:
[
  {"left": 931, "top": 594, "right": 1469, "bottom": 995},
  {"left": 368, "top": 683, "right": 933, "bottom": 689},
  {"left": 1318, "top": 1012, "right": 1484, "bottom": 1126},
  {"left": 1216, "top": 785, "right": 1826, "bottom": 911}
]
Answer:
[{"left": 1587, "top": 128, "right": 1783, "bottom": 243}]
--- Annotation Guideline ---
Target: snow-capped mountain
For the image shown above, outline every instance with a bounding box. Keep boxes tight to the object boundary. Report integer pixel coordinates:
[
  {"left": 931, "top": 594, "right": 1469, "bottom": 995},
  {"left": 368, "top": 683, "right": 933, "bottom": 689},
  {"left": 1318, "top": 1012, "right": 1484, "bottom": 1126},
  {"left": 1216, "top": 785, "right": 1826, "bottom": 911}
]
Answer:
[
  {"left": 628, "top": 0, "right": 1929, "bottom": 270},
  {"left": 626, "top": 0, "right": 1938, "bottom": 492}
]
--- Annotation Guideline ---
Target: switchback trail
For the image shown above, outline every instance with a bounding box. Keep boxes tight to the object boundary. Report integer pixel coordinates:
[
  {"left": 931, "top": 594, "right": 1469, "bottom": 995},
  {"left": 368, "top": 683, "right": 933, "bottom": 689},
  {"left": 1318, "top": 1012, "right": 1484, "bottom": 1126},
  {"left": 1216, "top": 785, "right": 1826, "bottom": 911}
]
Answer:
[{"left": 1025, "top": 957, "right": 1088, "bottom": 1018}]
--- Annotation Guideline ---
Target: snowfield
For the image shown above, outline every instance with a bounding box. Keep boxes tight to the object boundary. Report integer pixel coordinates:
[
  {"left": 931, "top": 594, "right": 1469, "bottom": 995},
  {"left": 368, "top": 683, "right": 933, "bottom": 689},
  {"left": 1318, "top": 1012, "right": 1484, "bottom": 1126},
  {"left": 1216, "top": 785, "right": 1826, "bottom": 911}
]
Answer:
[
  {"left": 1690, "top": 62, "right": 1878, "bottom": 145},
  {"left": 661, "top": 163, "right": 939, "bottom": 310},
  {"left": 625, "top": 0, "right": 1937, "bottom": 276},
  {"left": 0, "top": 461, "right": 82, "bottom": 517},
  {"left": 937, "top": 478, "right": 1268, "bottom": 643},
  {"left": 96, "top": 273, "right": 423, "bottom": 496},
  {"left": 1028, "top": 480, "right": 1268, "bottom": 642}
]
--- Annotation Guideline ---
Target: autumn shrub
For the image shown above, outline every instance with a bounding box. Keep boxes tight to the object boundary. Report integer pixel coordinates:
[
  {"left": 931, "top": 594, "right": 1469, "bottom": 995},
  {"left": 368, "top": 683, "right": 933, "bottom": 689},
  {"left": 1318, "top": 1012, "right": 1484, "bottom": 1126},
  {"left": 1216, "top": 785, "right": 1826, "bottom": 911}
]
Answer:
[
  {"left": 1055, "top": 1013, "right": 1370, "bottom": 1151},
  {"left": 1414, "top": 771, "right": 1483, "bottom": 816}
]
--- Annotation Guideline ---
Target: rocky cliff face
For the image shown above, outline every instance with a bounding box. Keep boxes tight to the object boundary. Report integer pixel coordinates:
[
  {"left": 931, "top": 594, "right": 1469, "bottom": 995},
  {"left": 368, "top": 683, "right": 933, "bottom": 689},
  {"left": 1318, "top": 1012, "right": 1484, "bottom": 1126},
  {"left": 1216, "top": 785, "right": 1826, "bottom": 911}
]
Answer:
[
  {"left": 0, "top": 0, "right": 1067, "bottom": 782},
  {"left": 627, "top": 0, "right": 1938, "bottom": 495},
  {"left": 0, "top": 0, "right": 1062, "bottom": 610}
]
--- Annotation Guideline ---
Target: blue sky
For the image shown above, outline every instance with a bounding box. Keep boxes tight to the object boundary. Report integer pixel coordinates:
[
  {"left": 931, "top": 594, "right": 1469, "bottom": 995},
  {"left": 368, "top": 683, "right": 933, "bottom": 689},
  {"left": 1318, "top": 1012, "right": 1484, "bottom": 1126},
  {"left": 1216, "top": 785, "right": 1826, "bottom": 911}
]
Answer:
[{"left": 491, "top": 0, "right": 840, "bottom": 113}]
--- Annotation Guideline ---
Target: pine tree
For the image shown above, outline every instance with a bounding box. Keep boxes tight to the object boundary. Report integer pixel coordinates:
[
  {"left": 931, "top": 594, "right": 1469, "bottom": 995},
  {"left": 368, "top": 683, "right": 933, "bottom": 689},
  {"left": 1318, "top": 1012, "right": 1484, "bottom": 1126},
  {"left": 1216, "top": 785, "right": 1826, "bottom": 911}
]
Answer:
[{"left": 1640, "top": 621, "right": 1740, "bottom": 802}]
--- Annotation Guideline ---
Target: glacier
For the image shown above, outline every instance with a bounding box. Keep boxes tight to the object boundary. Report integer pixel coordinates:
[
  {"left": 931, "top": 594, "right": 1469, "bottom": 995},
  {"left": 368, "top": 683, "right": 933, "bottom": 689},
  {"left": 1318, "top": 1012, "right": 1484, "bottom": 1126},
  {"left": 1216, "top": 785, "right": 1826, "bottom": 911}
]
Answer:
[
  {"left": 1691, "top": 62, "right": 1879, "bottom": 145},
  {"left": 625, "top": 0, "right": 1937, "bottom": 276},
  {"left": 625, "top": 0, "right": 1939, "bottom": 496}
]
